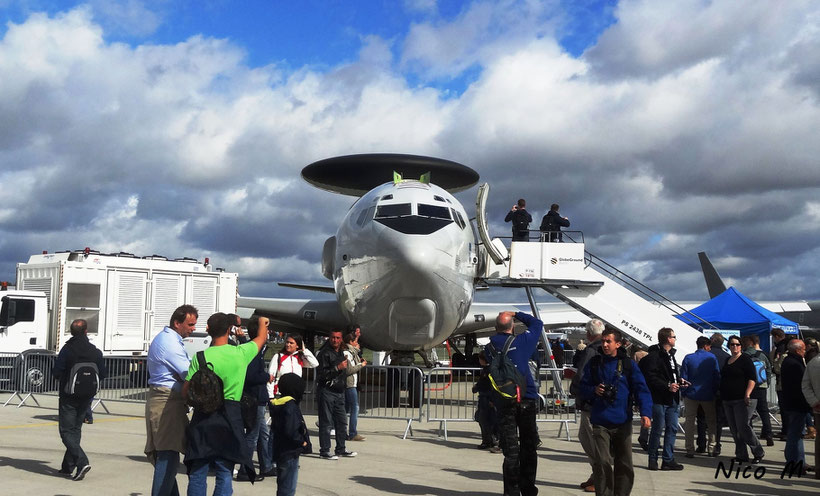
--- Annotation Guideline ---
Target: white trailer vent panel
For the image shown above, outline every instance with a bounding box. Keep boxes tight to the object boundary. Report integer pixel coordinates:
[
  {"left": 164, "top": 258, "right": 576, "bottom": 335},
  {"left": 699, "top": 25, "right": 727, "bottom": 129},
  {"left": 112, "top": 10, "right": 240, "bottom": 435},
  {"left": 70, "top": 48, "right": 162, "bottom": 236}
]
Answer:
[
  {"left": 153, "top": 275, "right": 183, "bottom": 336},
  {"left": 21, "top": 278, "right": 53, "bottom": 309},
  {"left": 192, "top": 277, "right": 217, "bottom": 333}
]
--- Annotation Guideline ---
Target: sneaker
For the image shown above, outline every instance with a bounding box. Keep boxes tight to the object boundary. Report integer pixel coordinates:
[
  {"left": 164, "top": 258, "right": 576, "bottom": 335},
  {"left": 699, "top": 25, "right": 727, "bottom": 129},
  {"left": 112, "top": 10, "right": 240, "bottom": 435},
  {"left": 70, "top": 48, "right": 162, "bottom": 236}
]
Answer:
[
  {"left": 684, "top": 453, "right": 695, "bottom": 458},
  {"left": 58, "top": 468, "right": 73, "bottom": 477},
  {"left": 751, "top": 453, "right": 765, "bottom": 464},
  {"left": 350, "top": 434, "right": 366, "bottom": 441},
  {"left": 661, "top": 460, "right": 684, "bottom": 471},
  {"left": 648, "top": 460, "right": 659, "bottom": 471},
  {"left": 338, "top": 451, "right": 357, "bottom": 458},
  {"left": 477, "top": 443, "right": 492, "bottom": 450},
  {"left": 73, "top": 465, "right": 91, "bottom": 481},
  {"left": 319, "top": 452, "right": 339, "bottom": 460}
]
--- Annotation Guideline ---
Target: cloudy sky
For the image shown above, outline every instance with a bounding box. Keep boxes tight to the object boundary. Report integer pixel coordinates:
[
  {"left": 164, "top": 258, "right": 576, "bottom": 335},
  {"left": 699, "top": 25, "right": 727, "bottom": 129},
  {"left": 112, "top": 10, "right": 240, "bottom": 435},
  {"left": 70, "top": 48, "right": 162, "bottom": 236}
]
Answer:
[{"left": 1, "top": 0, "right": 819, "bottom": 305}]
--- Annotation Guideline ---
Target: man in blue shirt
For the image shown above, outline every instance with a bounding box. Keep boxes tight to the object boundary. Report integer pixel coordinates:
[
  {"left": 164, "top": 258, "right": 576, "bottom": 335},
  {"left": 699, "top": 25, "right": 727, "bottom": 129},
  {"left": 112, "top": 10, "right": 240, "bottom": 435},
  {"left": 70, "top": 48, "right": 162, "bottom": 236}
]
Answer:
[
  {"left": 580, "top": 327, "right": 653, "bottom": 496},
  {"left": 680, "top": 336, "right": 720, "bottom": 458},
  {"left": 145, "top": 304, "right": 198, "bottom": 496},
  {"left": 486, "top": 311, "right": 542, "bottom": 496}
]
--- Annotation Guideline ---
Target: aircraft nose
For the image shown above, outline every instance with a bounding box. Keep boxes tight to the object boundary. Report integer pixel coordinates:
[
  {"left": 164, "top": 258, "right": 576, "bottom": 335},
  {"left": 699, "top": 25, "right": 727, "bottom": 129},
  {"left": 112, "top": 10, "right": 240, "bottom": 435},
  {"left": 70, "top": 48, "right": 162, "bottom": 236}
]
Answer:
[{"left": 383, "top": 231, "right": 435, "bottom": 273}]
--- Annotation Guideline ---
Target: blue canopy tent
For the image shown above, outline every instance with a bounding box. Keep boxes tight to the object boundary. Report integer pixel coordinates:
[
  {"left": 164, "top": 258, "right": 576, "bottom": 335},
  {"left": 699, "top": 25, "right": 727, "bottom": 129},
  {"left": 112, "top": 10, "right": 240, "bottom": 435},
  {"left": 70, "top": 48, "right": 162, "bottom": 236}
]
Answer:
[{"left": 678, "top": 287, "right": 799, "bottom": 354}]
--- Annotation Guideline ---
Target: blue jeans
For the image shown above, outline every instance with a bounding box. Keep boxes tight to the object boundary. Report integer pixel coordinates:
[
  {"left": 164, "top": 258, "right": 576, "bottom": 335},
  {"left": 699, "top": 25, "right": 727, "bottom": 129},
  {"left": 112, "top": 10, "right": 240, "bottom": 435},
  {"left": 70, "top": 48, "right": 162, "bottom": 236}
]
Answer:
[
  {"left": 345, "top": 387, "right": 359, "bottom": 438},
  {"left": 58, "top": 397, "right": 91, "bottom": 472},
  {"left": 240, "top": 405, "right": 272, "bottom": 475},
  {"left": 152, "top": 450, "right": 180, "bottom": 496},
  {"left": 276, "top": 456, "right": 299, "bottom": 496},
  {"left": 649, "top": 402, "right": 679, "bottom": 463},
  {"left": 784, "top": 410, "right": 807, "bottom": 465},
  {"left": 318, "top": 388, "right": 347, "bottom": 455},
  {"left": 187, "top": 457, "right": 233, "bottom": 496}
]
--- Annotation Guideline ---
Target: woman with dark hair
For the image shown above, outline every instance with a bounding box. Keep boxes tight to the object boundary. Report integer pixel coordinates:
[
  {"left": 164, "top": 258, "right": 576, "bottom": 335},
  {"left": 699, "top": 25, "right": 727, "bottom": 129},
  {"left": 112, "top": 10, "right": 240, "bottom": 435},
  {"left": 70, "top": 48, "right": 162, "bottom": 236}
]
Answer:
[
  {"left": 720, "top": 335, "right": 765, "bottom": 462},
  {"left": 343, "top": 330, "right": 367, "bottom": 441},
  {"left": 267, "top": 334, "right": 318, "bottom": 399}
]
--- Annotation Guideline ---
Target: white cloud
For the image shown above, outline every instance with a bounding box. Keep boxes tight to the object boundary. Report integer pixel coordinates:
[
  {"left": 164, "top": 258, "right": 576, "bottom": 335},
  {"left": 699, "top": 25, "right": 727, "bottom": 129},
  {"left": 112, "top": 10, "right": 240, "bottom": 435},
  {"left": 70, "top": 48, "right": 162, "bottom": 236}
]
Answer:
[{"left": 2, "top": 2, "right": 820, "bottom": 305}]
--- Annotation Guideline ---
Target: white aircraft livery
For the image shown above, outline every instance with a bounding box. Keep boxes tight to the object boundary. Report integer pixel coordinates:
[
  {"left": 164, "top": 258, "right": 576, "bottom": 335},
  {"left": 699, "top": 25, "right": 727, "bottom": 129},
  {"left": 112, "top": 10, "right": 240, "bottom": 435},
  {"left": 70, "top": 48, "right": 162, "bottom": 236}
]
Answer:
[{"left": 238, "top": 154, "right": 534, "bottom": 356}]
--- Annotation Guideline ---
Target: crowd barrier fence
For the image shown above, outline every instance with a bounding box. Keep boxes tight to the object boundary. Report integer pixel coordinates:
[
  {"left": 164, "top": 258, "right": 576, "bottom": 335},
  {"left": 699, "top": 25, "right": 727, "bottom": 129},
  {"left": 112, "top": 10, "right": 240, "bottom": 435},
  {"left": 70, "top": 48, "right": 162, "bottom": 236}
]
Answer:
[{"left": 3, "top": 351, "right": 783, "bottom": 443}]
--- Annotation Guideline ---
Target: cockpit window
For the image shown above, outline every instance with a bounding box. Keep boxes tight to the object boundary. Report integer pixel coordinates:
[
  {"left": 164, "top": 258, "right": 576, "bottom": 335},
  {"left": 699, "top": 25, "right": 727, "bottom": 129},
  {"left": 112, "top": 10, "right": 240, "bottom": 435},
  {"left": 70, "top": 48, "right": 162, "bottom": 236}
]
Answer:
[
  {"left": 381, "top": 194, "right": 393, "bottom": 201},
  {"left": 418, "top": 204, "right": 451, "bottom": 220},
  {"left": 451, "top": 208, "right": 466, "bottom": 229},
  {"left": 433, "top": 195, "right": 445, "bottom": 202},
  {"left": 375, "top": 203, "right": 411, "bottom": 218}
]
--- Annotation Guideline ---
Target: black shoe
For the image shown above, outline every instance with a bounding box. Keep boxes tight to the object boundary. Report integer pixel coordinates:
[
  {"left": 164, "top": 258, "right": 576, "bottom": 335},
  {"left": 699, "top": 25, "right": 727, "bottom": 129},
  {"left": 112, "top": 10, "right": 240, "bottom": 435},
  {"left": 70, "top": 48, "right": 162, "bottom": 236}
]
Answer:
[
  {"left": 58, "top": 468, "right": 73, "bottom": 477},
  {"left": 338, "top": 451, "right": 357, "bottom": 458},
  {"left": 83, "top": 418, "right": 93, "bottom": 424},
  {"left": 765, "top": 437, "right": 774, "bottom": 447},
  {"left": 477, "top": 443, "right": 493, "bottom": 450},
  {"left": 234, "top": 472, "right": 250, "bottom": 481},
  {"left": 73, "top": 465, "right": 91, "bottom": 481},
  {"left": 648, "top": 460, "right": 659, "bottom": 471},
  {"left": 684, "top": 453, "right": 695, "bottom": 458},
  {"left": 661, "top": 461, "right": 684, "bottom": 471},
  {"left": 732, "top": 457, "right": 751, "bottom": 463},
  {"left": 695, "top": 446, "right": 706, "bottom": 454},
  {"left": 640, "top": 440, "right": 649, "bottom": 452},
  {"left": 262, "top": 467, "right": 278, "bottom": 477},
  {"left": 319, "top": 452, "right": 339, "bottom": 460},
  {"left": 713, "top": 445, "right": 721, "bottom": 457},
  {"left": 752, "top": 453, "right": 765, "bottom": 464}
]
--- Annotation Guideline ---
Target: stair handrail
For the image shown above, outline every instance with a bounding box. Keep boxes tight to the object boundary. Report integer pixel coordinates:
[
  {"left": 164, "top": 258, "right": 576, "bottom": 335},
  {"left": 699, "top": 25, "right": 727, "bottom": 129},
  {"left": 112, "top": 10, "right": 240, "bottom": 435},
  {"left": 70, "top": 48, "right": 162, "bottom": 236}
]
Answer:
[{"left": 584, "top": 251, "right": 717, "bottom": 331}]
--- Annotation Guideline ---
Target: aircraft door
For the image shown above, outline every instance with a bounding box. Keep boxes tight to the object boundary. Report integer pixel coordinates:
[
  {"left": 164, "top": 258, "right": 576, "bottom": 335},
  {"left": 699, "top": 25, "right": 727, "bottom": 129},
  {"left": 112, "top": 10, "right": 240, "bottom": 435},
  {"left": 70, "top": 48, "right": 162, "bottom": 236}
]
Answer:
[{"left": 475, "top": 183, "right": 507, "bottom": 265}]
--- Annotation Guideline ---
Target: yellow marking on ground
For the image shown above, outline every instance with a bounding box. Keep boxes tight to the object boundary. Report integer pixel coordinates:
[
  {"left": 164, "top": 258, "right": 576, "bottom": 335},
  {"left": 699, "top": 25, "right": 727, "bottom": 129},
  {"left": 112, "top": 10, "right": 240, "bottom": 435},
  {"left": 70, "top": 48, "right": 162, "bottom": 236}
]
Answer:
[{"left": 0, "top": 416, "right": 142, "bottom": 429}]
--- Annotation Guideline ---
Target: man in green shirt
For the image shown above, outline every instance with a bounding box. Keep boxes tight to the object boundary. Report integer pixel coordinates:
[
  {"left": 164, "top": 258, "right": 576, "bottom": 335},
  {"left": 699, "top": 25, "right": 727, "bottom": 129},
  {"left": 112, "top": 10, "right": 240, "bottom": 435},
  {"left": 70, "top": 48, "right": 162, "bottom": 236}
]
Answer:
[{"left": 182, "top": 312, "right": 268, "bottom": 495}]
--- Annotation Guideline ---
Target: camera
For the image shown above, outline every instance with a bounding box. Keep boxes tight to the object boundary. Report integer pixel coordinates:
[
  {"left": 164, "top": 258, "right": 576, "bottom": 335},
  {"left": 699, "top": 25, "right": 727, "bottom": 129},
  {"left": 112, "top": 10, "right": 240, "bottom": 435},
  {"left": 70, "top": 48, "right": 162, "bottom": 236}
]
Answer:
[{"left": 601, "top": 383, "right": 618, "bottom": 404}]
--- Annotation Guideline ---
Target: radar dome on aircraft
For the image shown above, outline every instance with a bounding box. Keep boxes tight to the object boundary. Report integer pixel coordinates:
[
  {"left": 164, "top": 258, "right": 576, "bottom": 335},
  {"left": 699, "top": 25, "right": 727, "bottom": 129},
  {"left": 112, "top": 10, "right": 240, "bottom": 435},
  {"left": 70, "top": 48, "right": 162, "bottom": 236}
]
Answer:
[{"left": 302, "top": 153, "right": 479, "bottom": 196}]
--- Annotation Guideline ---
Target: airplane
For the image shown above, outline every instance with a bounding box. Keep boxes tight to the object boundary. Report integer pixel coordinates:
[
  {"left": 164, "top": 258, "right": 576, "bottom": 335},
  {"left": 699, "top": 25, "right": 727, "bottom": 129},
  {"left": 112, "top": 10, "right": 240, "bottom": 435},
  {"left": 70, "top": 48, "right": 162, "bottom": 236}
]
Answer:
[
  {"left": 238, "top": 154, "right": 590, "bottom": 366},
  {"left": 698, "top": 252, "right": 820, "bottom": 334}
]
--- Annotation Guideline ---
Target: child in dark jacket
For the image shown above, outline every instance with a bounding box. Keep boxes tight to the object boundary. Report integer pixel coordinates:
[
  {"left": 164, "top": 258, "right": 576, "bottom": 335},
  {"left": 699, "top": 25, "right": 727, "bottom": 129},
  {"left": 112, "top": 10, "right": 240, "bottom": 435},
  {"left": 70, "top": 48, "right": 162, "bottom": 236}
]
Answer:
[{"left": 270, "top": 373, "right": 311, "bottom": 496}]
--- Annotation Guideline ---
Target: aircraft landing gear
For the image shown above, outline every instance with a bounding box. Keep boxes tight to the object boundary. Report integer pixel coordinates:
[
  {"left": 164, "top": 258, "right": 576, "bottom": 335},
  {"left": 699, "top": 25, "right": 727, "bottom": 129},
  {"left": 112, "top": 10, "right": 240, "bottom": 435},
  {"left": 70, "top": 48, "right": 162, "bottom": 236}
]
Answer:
[{"left": 385, "top": 351, "right": 424, "bottom": 408}]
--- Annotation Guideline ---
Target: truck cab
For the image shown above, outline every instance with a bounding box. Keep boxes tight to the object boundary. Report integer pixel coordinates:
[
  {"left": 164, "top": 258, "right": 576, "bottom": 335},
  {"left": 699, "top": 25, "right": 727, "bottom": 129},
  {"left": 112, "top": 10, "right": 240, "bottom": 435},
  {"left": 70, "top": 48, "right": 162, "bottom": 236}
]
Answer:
[{"left": 0, "top": 291, "right": 48, "bottom": 354}]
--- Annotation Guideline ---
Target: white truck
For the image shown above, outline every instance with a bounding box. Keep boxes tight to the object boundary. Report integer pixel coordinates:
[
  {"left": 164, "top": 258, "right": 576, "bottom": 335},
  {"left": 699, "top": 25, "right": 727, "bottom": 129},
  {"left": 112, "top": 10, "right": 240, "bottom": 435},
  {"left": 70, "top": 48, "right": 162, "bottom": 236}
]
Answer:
[{"left": 0, "top": 249, "right": 238, "bottom": 391}]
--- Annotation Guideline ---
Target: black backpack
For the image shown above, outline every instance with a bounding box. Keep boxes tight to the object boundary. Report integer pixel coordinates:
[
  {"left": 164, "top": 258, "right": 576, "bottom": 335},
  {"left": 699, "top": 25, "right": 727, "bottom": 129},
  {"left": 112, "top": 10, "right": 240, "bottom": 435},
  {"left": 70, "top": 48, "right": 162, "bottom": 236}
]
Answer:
[
  {"left": 64, "top": 362, "right": 99, "bottom": 399},
  {"left": 186, "top": 351, "right": 224, "bottom": 414},
  {"left": 512, "top": 210, "right": 529, "bottom": 232},
  {"left": 488, "top": 335, "right": 527, "bottom": 404}
]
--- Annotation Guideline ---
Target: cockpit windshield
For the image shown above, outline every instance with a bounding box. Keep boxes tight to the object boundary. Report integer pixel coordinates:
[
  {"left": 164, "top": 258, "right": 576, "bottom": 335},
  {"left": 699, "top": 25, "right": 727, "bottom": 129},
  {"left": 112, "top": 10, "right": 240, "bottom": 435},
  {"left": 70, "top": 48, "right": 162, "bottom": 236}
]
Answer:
[
  {"left": 417, "top": 204, "right": 451, "bottom": 220},
  {"left": 375, "top": 203, "right": 411, "bottom": 218}
]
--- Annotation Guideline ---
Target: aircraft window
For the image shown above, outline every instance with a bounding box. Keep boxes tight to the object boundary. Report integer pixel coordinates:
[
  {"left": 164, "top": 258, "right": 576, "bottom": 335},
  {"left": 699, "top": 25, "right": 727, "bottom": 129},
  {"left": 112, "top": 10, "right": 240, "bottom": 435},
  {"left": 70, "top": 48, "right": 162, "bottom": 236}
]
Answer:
[
  {"left": 356, "top": 208, "right": 369, "bottom": 226},
  {"left": 375, "top": 203, "right": 411, "bottom": 218},
  {"left": 451, "top": 208, "right": 466, "bottom": 229},
  {"left": 381, "top": 194, "right": 393, "bottom": 201},
  {"left": 433, "top": 195, "right": 445, "bottom": 202},
  {"left": 418, "top": 204, "right": 451, "bottom": 220}
]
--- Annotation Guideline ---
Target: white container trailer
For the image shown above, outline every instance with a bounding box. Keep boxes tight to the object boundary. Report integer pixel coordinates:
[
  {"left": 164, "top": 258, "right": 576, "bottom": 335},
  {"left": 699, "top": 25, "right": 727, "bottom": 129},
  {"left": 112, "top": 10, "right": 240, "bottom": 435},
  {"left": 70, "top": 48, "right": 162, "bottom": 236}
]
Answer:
[{"left": 0, "top": 249, "right": 237, "bottom": 390}]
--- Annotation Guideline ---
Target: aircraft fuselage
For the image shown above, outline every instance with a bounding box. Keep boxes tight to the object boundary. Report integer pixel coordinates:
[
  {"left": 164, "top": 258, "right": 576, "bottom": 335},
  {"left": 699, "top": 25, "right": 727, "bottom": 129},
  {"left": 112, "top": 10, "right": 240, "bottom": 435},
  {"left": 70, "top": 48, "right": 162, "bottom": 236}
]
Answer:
[{"left": 331, "top": 180, "right": 478, "bottom": 351}]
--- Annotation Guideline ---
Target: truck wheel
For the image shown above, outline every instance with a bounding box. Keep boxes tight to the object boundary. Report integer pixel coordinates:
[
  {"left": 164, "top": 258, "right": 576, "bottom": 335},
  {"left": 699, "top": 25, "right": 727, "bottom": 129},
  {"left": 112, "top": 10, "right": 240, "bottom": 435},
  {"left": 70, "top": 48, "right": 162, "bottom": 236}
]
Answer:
[{"left": 19, "top": 358, "right": 54, "bottom": 393}]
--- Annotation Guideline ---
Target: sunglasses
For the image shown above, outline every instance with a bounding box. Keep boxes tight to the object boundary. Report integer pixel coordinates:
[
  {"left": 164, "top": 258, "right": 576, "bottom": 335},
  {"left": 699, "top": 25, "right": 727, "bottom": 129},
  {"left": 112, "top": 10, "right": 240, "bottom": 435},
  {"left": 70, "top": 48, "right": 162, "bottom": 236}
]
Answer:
[{"left": 728, "top": 343, "right": 741, "bottom": 347}]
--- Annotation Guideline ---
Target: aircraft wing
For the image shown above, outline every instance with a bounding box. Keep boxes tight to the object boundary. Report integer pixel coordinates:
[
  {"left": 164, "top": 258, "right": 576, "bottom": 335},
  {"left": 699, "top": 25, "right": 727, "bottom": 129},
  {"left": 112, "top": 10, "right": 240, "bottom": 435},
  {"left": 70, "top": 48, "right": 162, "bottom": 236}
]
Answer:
[
  {"left": 453, "top": 301, "right": 590, "bottom": 337},
  {"left": 237, "top": 296, "right": 348, "bottom": 334}
]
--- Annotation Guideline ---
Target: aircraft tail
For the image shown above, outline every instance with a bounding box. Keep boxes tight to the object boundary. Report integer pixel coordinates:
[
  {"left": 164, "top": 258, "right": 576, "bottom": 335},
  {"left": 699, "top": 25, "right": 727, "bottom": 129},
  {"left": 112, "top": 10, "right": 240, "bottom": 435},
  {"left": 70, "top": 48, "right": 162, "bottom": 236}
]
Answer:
[{"left": 698, "top": 252, "right": 727, "bottom": 298}]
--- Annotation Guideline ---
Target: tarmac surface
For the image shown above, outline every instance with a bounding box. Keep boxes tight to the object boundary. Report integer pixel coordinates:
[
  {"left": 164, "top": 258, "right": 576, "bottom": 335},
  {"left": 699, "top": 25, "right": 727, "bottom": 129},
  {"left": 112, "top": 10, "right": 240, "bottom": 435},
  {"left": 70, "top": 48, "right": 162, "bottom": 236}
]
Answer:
[{"left": 1, "top": 394, "right": 817, "bottom": 496}]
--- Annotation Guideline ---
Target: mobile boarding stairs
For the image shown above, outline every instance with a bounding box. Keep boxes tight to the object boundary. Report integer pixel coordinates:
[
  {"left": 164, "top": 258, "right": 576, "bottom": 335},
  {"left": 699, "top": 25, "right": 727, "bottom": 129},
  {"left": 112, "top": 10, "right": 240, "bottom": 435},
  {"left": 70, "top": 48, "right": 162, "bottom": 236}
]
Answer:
[{"left": 474, "top": 183, "right": 714, "bottom": 360}]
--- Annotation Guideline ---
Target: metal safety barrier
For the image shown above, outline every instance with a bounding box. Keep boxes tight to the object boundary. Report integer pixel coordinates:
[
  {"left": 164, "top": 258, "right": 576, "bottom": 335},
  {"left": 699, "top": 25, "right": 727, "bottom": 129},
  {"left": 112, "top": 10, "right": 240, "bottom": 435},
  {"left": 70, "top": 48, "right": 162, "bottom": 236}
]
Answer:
[
  {"left": 7, "top": 351, "right": 151, "bottom": 411},
  {"left": 425, "top": 366, "right": 578, "bottom": 441}
]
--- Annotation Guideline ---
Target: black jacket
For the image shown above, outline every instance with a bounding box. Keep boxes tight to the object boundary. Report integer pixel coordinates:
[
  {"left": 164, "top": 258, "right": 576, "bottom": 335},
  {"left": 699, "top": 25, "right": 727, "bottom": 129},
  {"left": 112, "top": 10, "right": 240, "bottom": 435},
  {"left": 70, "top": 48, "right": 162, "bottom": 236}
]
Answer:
[
  {"left": 710, "top": 346, "right": 730, "bottom": 370},
  {"left": 52, "top": 334, "right": 107, "bottom": 399},
  {"left": 639, "top": 346, "right": 681, "bottom": 405},
  {"left": 243, "top": 345, "right": 270, "bottom": 405},
  {"left": 781, "top": 352, "right": 810, "bottom": 412},
  {"left": 270, "top": 397, "right": 311, "bottom": 462},
  {"left": 504, "top": 209, "right": 532, "bottom": 239},
  {"left": 316, "top": 342, "right": 347, "bottom": 393},
  {"left": 540, "top": 210, "right": 570, "bottom": 232}
]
